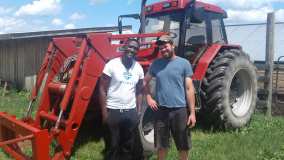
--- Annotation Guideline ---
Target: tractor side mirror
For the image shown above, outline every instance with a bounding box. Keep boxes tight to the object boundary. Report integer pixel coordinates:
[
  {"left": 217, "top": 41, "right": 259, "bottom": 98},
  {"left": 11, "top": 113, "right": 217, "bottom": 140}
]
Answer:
[
  {"left": 118, "top": 14, "right": 140, "bottom": 34},
  {"left": 189, "top": 8, "right": 205, "bottom": 24}
]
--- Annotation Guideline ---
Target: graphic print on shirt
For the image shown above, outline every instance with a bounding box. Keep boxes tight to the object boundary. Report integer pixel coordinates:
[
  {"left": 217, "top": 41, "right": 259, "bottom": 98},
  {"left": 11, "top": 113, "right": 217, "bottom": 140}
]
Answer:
[{"left": 123, "top": 71, "right": 133, "bottom": 80}]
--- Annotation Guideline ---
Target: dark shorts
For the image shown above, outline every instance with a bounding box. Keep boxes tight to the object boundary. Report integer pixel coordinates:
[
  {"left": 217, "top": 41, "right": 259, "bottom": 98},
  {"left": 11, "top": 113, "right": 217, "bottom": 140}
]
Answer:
[{"left": 154, "top": 106, "right": 191, "bottom": 150}]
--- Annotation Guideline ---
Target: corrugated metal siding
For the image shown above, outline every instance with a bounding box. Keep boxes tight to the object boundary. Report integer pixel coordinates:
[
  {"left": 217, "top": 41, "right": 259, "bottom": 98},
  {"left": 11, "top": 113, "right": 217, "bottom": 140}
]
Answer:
[
  {"left": 0, "top": 40, "right": 15, "bottom": 84},
  {"left": 0, "top": 38, "right": 50, "bottom": 88}
]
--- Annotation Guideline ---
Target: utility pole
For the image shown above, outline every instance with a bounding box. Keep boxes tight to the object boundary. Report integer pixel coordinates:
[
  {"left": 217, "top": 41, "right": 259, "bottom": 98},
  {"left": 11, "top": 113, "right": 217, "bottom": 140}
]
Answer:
[
  {"left": 140, "top": 0, "right": 147, "bottom": 34},
  {"left": 264, "top": 12, "right": 275, "bottom": 117}
]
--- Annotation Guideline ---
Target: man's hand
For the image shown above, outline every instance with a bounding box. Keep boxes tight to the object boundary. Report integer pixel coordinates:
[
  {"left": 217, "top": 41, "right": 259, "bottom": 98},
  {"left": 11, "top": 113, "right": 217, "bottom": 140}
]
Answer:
[
  {"left": 147, "top": 95, "right": 158, "bottom": 111},
  {"left": 185, "top": 77, "right": 196, "bottom": 128},
  {"left": 187, "top": 113, "right": 196, "bottom": 128}
]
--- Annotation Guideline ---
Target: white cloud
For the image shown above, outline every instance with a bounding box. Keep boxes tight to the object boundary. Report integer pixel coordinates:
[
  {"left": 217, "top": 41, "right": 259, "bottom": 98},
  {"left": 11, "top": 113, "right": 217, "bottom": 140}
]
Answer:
[
  {"left": 64, "top": 23, "right": 75, "bottom": 29},
  {"left": 200, "top": 0, "right": 284, "bottom": 23},
  {"left": 0, "top": 16, "right": 57, "bottom": 34},
  {"left": 201, "top": 0, "right": 271, "bottom": 10},
  {"left": 52, "top": 18, "right": 63, "bottom": 25},
  {"left": 0, "top": 7, "right": 13, "bottom": 15},
  {"left": 276, "top": 9, "right": 284, "bottom": 21},
  {"left": 89, "top": 0, "right": 108, "bottom": 5},
  {"left": 15, "top": 0, "right": 61, "bottom": 16},
  {"left": 226, "top": 7, "right": 273, "bottom": 23},
  {"left": 70, "top": 12, "right": 86, "bottom": 21},
  {"left": 200, "top": 0, "right": 284, "bottom": 9},
  {"left": 0, "top": 17, "right": 27, "bottom": 33}
]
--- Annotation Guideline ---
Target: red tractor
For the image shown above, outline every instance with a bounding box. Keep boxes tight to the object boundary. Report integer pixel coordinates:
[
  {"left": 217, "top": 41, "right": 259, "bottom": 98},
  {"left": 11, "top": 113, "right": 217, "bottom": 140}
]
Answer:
[{"left": 0, "top": 0, "right": 257, "bottom": 159}]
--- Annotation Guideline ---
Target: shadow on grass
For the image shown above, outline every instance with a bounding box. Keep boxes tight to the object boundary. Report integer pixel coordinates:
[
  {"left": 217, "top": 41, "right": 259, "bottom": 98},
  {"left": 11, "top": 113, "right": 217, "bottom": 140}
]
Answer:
[
  {"left": 72, "top": 111, "right": 109, "bottom": 158},
  {"left": 194, "top": 111, "right": 227, "bottom": 133},
  {"left": 71, "top": 111, "right": 144, "bottom": 160},
  {"left": 194, "top": 111, "right": 255, "bottom": 134}
]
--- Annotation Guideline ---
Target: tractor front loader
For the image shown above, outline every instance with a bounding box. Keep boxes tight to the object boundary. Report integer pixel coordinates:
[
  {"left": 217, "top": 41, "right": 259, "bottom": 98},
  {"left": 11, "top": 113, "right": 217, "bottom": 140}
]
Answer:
[{"left": 0, "top": 32, "right": 165, "bottom": 160}]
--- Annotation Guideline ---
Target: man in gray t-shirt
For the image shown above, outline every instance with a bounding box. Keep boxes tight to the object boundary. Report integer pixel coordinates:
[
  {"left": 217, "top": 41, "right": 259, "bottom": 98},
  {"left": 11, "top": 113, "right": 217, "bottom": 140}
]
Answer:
[
  {"left": 149, "top": 56, "right": 193, "bottom": 108},
  {"left": 144, "top": 35, "right": 196, "bottom": 160}
]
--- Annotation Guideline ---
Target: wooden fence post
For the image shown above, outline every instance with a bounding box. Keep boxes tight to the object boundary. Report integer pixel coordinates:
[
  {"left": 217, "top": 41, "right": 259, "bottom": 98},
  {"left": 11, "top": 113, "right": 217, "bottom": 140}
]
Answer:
[
  {"left": 2, "top": 81, "right": 7, "bottom": 96},
  {"left": 264, "top": 12, "right": 275, "bottom": 117}
]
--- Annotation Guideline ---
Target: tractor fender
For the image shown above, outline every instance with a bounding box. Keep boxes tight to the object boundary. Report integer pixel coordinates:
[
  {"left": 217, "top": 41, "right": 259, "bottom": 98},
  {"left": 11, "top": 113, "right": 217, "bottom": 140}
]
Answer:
[{"left": 192, "top": 44, "right": 241, "bottom": 81}]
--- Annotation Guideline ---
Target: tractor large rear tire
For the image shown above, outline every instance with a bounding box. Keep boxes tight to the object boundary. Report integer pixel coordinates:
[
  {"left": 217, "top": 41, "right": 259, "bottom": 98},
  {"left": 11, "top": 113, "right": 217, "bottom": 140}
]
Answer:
[{"left": 200, "top": 49, "right": 257, "bottom": 129}]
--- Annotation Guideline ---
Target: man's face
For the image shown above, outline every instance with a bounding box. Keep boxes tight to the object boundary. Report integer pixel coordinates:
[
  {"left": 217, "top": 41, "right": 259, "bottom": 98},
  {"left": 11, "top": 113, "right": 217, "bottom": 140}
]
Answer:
[
  {"left": 124, "top": 41, "right": 139, "bottom": 59},
  {"left": 158, "top": 43, "right": 174, "bottom": 59}
]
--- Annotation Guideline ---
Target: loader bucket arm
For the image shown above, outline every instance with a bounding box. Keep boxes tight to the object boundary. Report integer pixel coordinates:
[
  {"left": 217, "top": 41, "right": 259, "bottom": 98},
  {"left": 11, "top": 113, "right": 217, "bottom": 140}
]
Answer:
[
  {"left": 0, "top": 32, "right": 166, "bottom": 160},
  {"left": 30, "top": 38, "right": 80, "bottom": 101}
]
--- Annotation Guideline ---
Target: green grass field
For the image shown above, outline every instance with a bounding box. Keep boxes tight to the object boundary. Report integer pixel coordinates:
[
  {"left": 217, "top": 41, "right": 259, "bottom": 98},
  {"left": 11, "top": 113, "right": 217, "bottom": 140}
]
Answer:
[{"left": 0, "top": 88, "right": 284, "bottom": 160}]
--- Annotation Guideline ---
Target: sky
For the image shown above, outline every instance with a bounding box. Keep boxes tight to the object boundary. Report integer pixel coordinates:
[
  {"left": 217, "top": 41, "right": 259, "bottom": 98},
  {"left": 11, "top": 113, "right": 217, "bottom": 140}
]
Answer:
[{"left": 0, "top": 0, "right": 284, "bottom": 34}]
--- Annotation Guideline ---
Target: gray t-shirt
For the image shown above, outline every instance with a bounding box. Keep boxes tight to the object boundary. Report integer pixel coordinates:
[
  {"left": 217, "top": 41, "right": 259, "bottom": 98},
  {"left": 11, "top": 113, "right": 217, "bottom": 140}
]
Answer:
[{"left": 149, "top": 56, "right": 193, "bottom": 108}]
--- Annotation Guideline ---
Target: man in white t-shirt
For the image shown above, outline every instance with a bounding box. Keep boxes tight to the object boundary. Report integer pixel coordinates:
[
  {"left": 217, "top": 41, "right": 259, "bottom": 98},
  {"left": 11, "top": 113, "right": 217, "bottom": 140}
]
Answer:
[{"left": 99, "top": 39, "right": 144, "bottom": 160}]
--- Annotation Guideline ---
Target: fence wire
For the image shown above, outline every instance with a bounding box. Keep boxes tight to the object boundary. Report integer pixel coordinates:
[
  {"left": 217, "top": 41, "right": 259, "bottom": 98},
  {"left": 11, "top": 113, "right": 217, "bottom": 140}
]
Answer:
[{"left": 225, "top": 23, "right": 284, "bottom": 61}]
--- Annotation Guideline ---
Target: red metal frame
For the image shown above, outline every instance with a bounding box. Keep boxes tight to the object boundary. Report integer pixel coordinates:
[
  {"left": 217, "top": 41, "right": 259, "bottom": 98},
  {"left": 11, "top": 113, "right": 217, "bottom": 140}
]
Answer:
[{"left": 0, "top": 32, "right": 165, "bottom": 160}]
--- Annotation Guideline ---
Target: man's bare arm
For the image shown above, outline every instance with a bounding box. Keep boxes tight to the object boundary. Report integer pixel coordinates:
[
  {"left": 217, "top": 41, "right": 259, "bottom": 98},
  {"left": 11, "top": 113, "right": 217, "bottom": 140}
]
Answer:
[
  {"left": 185, "top": 77, "right": 196, "bottom": 128},
  {"left": 144, "top": 72, "right": 158, "bottom": 111},
  {"left": 99, "top": 74, "right": 111, "bottom": 123},
  {"left": 136, "top": 79, "right": 143, "bottom": 114}
]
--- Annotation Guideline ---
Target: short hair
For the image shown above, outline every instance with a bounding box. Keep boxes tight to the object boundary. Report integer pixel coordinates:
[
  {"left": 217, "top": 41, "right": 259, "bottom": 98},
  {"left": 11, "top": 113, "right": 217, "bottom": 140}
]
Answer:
[{"left": 156, "top": 35, "right": 174, "bottom": 46}]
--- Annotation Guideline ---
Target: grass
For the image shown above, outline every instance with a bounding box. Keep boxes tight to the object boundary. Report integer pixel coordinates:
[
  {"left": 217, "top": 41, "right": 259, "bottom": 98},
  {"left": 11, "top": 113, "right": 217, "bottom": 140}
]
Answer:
[{"left": 0, "top": 88, "right": 284, "bottom": 160}]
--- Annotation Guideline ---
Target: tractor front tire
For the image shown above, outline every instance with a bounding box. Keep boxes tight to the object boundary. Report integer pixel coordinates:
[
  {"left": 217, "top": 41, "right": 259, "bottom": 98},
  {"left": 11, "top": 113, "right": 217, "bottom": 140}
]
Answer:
[
  {"left": 139, "top": 106, "right": 156, "bottom": 153},
  {"left": 201, "top": 49, "right": 257, "bottom": 129},
  {"left": 139, "top": 79, "right": 156, "bottom": 155}
]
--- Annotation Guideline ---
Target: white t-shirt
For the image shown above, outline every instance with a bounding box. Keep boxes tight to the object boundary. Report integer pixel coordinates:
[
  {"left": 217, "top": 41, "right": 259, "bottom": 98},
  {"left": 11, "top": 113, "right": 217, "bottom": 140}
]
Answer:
[{"left": 103, "top": 57, "right": 144, "bottom": 109}]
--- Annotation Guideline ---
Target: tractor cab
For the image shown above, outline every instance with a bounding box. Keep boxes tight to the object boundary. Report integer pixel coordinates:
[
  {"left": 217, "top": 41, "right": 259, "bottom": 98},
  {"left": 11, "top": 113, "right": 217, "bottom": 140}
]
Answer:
[
  {"left": 144, "top": 0, "right": 228, "bottom": 62},
  {"left": 119, "top": 0, "right": 228, "bottom": 64}
]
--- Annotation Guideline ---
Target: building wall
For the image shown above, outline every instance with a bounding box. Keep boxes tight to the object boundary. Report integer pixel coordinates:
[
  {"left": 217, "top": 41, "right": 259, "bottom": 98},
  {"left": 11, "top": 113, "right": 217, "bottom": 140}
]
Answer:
[{"left": 0, "top": 38, "right": 50, "bottom": 89}]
